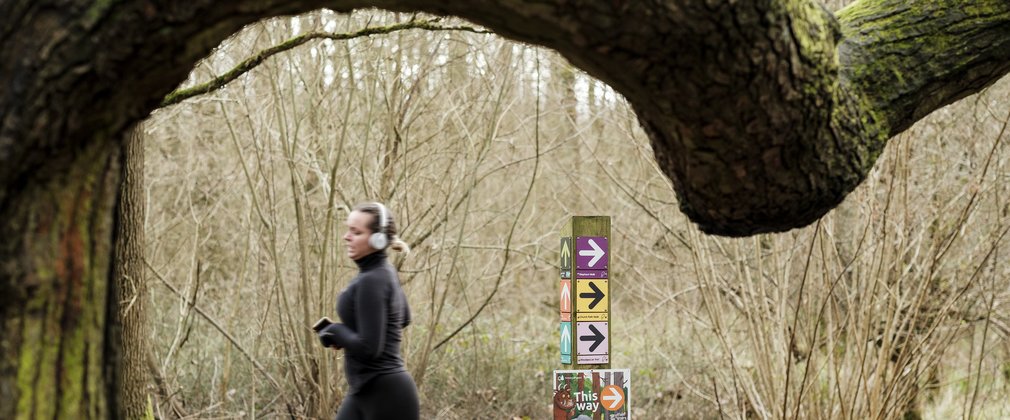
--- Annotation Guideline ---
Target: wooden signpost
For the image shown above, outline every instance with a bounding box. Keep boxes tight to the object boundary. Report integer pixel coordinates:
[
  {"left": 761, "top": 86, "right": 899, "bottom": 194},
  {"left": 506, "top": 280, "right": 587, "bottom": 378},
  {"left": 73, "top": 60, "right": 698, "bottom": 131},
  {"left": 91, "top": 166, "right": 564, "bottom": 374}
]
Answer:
[
  {"left": 559, "top": 216, "right": 611, "bottom": 368},
  {"left": 553, "top": 216, "right": 631, "bottom": 419}
]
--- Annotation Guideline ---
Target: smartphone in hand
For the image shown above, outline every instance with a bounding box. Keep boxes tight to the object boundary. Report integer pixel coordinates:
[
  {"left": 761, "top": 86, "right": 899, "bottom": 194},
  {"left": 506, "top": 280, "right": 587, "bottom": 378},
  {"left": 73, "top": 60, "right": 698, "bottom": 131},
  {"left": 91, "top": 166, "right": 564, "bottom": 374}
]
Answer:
[{"left": 312, "top": 317, "right": 333, "bottom": 332}]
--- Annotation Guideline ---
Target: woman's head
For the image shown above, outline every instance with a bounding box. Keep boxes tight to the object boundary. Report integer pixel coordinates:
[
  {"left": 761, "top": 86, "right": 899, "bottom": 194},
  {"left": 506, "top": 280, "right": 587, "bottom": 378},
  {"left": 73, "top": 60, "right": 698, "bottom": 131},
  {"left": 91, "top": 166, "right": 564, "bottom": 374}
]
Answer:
[{"left": 343, "top": 202, "right": 410, "bottom": 260}]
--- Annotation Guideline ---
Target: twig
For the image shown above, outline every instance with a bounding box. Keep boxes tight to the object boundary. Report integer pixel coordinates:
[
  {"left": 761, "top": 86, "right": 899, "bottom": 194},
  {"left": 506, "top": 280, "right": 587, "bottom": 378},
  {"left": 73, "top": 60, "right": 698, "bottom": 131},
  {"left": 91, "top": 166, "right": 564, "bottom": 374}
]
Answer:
[
  {"left": 145, "top": 258, "right": 285, "bottom": 393},
  {"left": 782, "top": 220, "right": 821, "bottom": 419},
  {"left": 712, "top": 376, "right": 726, "bottom": 420},
  {"left": 146, "top": 348, "right": 187, "bottom": 418},
  {"left": 966, "top": 261, "right": 998, "bottom": 419}
]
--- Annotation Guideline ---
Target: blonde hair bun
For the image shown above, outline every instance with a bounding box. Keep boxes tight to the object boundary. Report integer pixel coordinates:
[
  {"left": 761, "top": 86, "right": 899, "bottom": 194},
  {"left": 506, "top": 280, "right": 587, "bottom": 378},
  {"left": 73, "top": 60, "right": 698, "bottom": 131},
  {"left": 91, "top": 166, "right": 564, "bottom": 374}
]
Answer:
[{"left": 390, "top": 237, "right": 411, "bottom": 254}]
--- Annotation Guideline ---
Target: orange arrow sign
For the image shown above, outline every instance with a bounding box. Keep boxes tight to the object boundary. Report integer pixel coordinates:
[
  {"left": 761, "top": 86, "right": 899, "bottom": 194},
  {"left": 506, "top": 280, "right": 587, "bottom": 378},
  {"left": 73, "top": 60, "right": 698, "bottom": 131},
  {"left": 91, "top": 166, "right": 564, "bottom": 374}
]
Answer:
[
  {"left": 601, "top": 385, "right": 625, "bottom": 411},
  {"left": 560, "top": 281, "right": 571, "bottom": 312}
]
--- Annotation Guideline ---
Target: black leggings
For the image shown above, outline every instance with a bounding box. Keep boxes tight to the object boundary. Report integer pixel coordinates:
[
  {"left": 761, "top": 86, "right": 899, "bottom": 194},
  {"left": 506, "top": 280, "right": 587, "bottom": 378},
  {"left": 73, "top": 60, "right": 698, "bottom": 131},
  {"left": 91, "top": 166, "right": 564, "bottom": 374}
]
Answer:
[{"left": 335, "top": 371, "right": 419, "bottom": 420}]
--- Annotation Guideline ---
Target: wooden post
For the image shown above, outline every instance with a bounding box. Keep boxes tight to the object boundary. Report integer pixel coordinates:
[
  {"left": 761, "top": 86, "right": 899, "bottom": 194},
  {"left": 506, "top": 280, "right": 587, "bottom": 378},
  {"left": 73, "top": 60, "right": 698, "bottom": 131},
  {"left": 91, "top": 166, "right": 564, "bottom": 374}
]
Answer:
[{"left": 560, "top": 216, "right": 611, "bottom": 369}]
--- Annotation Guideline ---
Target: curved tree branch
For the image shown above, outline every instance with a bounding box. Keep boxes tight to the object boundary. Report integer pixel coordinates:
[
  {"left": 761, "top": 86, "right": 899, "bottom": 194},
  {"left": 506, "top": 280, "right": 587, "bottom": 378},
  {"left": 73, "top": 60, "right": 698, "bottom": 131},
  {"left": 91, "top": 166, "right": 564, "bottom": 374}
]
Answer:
[
  {"left": 160, "top": 18, "right": 490, "bottom": 107},
  {"left": 3, "top": 0, "right": 1010, "bottom": 235}
]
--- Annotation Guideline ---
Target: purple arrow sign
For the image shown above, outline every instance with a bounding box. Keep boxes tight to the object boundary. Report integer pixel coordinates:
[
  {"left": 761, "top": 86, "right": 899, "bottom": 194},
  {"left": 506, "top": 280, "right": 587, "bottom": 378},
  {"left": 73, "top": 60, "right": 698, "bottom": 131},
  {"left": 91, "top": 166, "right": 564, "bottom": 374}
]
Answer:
[{"left": 576, "top": 236, "right": 608, "bottom": 270}]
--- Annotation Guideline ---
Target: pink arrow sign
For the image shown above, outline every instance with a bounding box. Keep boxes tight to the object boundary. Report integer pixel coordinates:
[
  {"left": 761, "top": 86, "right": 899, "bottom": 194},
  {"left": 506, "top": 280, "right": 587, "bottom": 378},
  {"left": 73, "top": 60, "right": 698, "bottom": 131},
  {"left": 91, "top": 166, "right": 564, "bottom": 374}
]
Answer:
[
  {"left": 576, "top": 321, "right": 608, "bottom": 355},
  {"left": 560, "top": 280, "right": 571, "bottom": 313}
]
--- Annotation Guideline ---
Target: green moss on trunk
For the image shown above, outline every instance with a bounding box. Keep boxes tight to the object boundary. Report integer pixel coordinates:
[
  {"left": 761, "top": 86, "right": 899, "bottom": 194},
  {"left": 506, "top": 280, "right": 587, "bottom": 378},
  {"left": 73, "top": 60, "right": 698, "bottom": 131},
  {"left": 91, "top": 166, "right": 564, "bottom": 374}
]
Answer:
[
  {"left": 6, "top": 137, "right": 120, "bottom": 419},
  {"left": 838, "top": 0, "right": 1010, "bottom": 136}
]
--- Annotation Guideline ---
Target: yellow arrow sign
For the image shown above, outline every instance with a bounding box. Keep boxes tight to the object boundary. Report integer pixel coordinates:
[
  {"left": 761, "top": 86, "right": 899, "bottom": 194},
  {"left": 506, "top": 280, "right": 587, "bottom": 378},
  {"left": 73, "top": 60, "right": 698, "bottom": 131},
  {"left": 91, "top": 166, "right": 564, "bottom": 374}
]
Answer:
[{"left": 576, "top": 279, "right": 608, "bottom": 313}]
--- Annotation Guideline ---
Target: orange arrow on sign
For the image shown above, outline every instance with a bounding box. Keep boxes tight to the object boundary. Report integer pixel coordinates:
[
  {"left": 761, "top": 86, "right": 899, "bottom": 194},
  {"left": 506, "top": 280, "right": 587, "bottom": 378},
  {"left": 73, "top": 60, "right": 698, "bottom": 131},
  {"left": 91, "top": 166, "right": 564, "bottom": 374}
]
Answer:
[
  {"left": 601, "top": 385, "right": 625, "bottom": 411},
  {"left": 560, "top": 281, "right": 571, "bottom": 312}
]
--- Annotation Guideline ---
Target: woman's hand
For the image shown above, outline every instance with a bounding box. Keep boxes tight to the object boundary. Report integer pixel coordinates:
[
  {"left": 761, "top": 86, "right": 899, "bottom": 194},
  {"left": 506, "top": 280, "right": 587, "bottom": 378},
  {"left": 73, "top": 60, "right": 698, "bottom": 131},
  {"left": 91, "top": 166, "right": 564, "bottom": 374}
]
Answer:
[{"left": 318, "top": 323, "right": 346, "bottom": 350}]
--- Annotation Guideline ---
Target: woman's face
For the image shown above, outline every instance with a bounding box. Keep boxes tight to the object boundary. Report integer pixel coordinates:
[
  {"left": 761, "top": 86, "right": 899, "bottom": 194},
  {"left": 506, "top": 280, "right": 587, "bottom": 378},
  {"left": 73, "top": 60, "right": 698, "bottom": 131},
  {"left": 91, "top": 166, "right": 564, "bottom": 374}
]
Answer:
[{"left": 344, "top": 210, "right": 376, "bottom": 261}]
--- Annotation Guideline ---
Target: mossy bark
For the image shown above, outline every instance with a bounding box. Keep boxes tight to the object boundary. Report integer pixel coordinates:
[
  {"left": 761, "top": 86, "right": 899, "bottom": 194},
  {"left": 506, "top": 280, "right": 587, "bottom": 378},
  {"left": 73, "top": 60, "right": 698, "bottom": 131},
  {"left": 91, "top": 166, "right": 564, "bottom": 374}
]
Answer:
[
  {"left": 838, "top": 0, "right": 1010, "bottom": 136},
  {"left": 0, "top": 138, "right": 121, "bottom": 419},
  {"left": 2, "top": 0, "right": 1010, "bottom": 416}
]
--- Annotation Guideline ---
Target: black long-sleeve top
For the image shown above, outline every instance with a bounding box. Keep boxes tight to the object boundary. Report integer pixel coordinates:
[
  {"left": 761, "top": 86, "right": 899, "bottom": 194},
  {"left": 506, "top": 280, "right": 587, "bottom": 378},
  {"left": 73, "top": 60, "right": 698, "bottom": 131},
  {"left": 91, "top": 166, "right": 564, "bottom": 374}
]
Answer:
[{"left": 320, "top": 251, "right": 411, "bottom": 394}]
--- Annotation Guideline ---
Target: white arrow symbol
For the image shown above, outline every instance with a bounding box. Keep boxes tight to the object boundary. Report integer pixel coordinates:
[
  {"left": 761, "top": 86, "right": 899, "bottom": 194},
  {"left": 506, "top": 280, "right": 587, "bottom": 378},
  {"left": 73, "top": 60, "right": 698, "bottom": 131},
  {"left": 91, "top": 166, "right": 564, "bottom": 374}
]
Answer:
[
  {"left": 561, "top": 324, "right": 571, "bottom": 350},
  {"left": 560, "top": 282, "right": 570, "bottom": 312},
  {"left": 561, "top": 239, "right": 571, "bottom": 267},
  {"left": 579, "top": 239, "right": 605, "bottom": 267},
  {"left": 602, "top": 386, "right": 623, "bottom": 410}
]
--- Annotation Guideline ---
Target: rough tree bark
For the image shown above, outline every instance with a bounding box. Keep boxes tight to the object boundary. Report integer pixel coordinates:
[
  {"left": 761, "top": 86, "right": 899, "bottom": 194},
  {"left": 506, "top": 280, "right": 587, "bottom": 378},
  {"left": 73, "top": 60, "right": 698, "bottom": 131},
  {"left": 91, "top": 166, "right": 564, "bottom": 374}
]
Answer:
[
  {"left": 110, "top": 125, "right": 148, "bottom": 419},
  {"left": 1, "top": 0, "right": 1010, "bottom": 417},
  {"left": 0, "top": 139, "right": 120, "bottom": 418}
]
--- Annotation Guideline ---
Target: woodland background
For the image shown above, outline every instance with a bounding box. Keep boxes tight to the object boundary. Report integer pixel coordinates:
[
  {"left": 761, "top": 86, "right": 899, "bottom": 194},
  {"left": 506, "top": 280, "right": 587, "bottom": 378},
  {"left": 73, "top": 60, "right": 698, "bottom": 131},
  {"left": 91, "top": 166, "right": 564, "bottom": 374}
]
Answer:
[{"left": 140, "top": 2, "right": 1010, "bottom": 418}]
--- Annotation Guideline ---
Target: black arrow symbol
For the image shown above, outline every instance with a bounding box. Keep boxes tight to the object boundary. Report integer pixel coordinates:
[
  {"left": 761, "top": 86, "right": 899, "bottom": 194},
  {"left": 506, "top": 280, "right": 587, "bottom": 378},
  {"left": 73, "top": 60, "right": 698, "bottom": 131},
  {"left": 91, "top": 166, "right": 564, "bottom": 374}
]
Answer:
[
  {"left": 579, "top": 281, "right": 604, "bottom": 310},
  {"left": 580, "top": 324, "right": 606, "bottom": 352}
]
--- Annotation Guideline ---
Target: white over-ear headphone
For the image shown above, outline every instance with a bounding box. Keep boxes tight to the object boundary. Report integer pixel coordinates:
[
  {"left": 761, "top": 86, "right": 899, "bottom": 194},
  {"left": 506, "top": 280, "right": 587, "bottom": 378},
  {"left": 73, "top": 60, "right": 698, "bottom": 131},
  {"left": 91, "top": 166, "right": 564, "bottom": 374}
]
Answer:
[{"left": 368, "top": 202, "right": 389, "bottom": 250}]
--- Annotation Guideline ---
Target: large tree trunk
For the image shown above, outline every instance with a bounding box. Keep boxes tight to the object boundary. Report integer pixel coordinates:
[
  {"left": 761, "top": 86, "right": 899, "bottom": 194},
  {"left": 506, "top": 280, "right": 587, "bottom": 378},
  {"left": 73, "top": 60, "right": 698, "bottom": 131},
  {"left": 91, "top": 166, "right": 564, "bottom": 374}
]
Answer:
[
  {"left": 0, "top": 138, "right": 121, "bottom": 419},
  {"left": 2, "top": 0, "right": 1010, "bottom": 417}
]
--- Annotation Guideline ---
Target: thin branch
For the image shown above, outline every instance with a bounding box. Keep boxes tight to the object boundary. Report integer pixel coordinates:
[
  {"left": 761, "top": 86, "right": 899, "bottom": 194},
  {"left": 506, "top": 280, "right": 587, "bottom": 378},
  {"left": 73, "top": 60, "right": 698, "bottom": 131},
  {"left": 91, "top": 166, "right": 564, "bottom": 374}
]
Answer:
[
  {"left": 160, "top": 19, "right": 490, "bottom": 107},
  {"left": 144, "top": 258, "right": 285, "bottom": 393},
  {"left": 782, "top": 220, "right": 822, "bottom": 419},
  {"left": 432, "top": 51, "right": 541, "bottom": 352}
]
